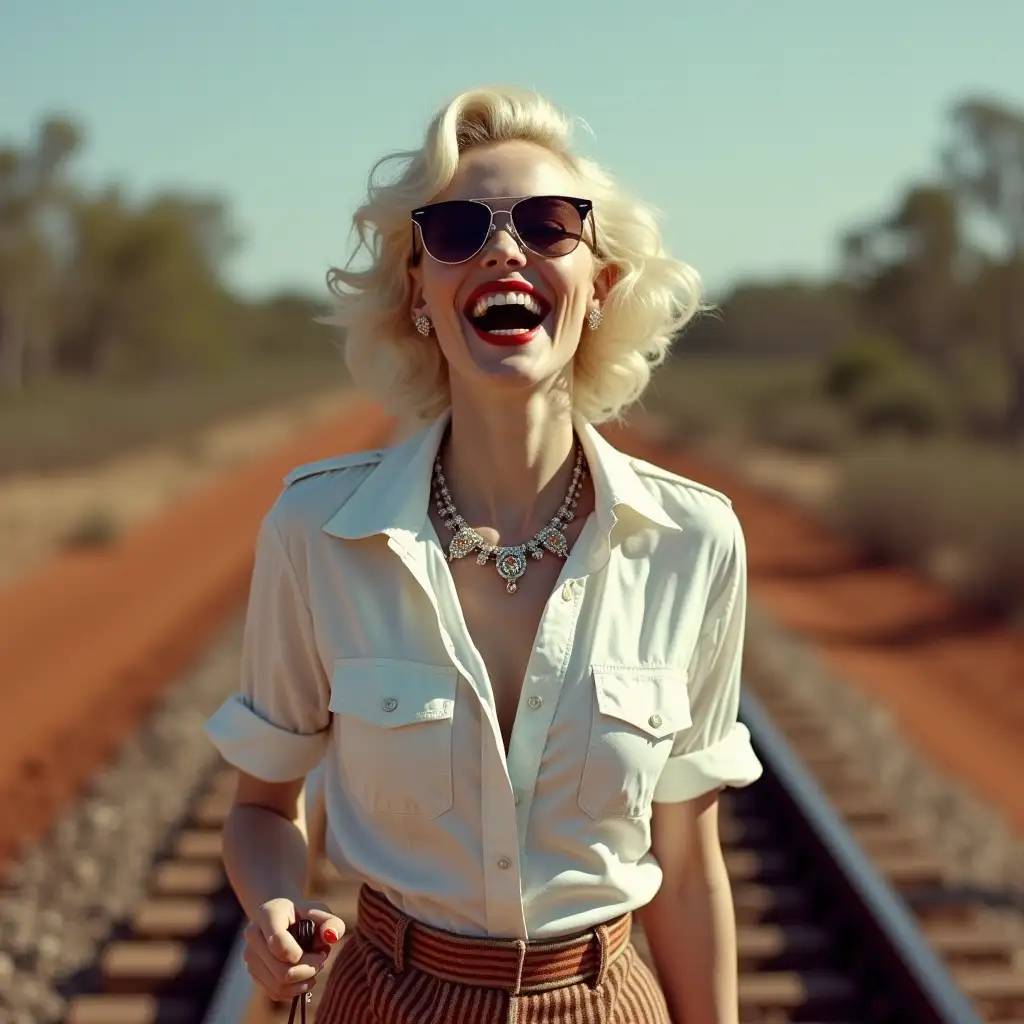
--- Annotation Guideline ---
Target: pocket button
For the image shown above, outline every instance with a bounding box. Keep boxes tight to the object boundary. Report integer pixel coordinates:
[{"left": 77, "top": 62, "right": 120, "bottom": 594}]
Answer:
[
  {"left": 561, "top": 583, "right": 573, "bottom": 602},
  {"left": 648, "top": 713, "right": 662, "bottom": 728},
  {"left": 381, "top": 698, "right": 399, "bottom": 712}
]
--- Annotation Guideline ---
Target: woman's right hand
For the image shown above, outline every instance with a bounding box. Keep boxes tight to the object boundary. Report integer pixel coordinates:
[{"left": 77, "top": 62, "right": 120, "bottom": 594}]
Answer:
[{"left": 242, "top": 897, "right": 345, "bottom": 1002}]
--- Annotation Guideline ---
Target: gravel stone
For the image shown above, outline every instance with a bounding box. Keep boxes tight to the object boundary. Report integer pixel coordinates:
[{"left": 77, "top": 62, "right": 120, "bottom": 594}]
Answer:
[
  {"left": 3, "top": 591, "right": 1022, "bottom": 1020},
  {"left": 744, "top": 601, "right": 1024, "bottom": 953},
  {"left": 0, "top": 614, "right": 244, "bottom": 1022}
]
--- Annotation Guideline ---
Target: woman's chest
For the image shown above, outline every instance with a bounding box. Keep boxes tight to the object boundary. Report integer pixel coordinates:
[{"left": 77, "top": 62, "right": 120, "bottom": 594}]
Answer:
[
  {"left": 304, "top": 526, "right": 709, "bottom": 688},
  {"left": 306, "top": 531, "right": 713, "bottom": 822},
  {"left": 442, "top": 522, "right": 588, "bottom": 751}
]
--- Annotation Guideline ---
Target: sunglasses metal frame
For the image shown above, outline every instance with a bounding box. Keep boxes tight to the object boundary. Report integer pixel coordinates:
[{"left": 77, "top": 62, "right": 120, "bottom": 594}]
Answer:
[{"left": 410, "top": 195, "right": 596, "bottom": 266}]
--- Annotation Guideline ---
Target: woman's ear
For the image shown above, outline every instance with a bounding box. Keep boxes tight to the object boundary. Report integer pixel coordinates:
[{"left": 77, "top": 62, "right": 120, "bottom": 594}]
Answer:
[
  {"left": 592, "top": 262, "right": 617, "bottom": 306},
  {"left": 408, "top": 264, "right": 427, "bottom": 321}
]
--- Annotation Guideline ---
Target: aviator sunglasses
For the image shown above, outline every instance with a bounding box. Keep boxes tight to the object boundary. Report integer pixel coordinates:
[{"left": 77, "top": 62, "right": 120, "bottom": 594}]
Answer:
[{"left": 410, "top": 195, "right": 596, "bottom": 265}]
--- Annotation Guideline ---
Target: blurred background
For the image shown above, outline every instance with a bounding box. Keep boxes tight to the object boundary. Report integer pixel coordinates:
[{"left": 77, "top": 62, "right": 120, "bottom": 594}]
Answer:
[
  {"left": 1, "top": 3, "right": 1023, "bottom": 1021},
  {"left": 1, "top": 0, "right": 1022, "bottom": 608}
]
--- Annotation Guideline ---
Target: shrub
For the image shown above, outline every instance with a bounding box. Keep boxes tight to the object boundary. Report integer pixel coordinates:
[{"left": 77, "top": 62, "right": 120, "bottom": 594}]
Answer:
[
  {"left": 933, "top": 448, "right": 1024, "bottom": 614},
  {"left": 829, "top": 441, "right": 944, "bottom": 566},
  {"left": 851, "top": 366, "right": 957, "bottom": 438},
  {"left": 950, "top": 346, "right": 1013, "bottom": 439},
  {"left": 830, "top": 440, "right": 1024, "bottom": 615},
  {"left": 822, "top": 333, "right": 910, "bottom": 402},
  {"left": 63, "top": 509, "right": 120, "bottom": 549}
]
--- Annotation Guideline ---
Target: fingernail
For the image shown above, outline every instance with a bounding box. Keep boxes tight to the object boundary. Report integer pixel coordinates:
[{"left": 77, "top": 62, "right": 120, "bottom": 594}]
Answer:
[{"left": 324, "top": 928, "right": 340, "bottom": 944}]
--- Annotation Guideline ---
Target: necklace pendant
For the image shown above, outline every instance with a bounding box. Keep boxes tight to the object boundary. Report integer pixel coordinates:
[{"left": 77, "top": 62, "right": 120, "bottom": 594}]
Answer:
[
  {"left": 495, "top": 547, "right": 528, "bottom": 592},
  {"left": 449, "top": 526, "right": 481, "bottom": 561},
  {"left": 537, "top": 525, "right": 569, "bottom": 558}
]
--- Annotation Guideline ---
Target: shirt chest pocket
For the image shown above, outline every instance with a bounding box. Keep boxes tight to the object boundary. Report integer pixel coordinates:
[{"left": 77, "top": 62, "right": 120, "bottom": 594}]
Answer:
[
  {"left": 329, "top": 658, "right": 458, "bottom": 819},
  {"left": 578, "top": 666, "right": 692, "bottom": 820}
]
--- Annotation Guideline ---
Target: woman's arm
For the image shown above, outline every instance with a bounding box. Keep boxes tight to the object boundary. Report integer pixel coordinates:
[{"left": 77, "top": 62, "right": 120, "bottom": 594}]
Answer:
[
  {"left": 640, "top": 508, "right": 760, "bottom": 1021},
  {"left": 637, "top": 789, "right": 738, "bottom": 1024},
  {"left": 222, "top": 773, "right": 309, "bottom": 920},
  {"left": 206, "top": 508, "right": 333, "bottom": 907}
]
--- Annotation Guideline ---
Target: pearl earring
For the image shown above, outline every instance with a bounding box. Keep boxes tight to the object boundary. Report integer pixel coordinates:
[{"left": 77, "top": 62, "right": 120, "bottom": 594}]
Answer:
[
  {"left": 587, "top": 308, "right": 603, "bottom": 331},
  {"left": 414, "top": 315, "right": 432, "bottom": 336}
]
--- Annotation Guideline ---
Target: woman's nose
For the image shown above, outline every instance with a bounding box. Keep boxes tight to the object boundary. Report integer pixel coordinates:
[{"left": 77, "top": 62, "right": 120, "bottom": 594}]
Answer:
[{"left": 479, "top": 218, "right": 526, "bottom": 266}]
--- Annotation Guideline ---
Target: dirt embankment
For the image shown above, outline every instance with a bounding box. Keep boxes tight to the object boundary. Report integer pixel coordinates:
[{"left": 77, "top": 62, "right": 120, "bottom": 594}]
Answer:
[{"left": 0, "top": 397, "right": 393, "bottom": 876}]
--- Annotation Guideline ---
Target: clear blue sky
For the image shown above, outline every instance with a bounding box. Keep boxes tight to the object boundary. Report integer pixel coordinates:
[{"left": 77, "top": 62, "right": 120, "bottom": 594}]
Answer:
[{"left": 2, "top": 0, "right": 1021, "bottom": 301}]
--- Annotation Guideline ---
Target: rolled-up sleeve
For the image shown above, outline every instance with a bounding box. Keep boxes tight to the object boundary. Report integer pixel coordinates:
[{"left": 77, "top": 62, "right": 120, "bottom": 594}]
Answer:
[
  {"left": 654, "top": 511, "right": 763, "bottom": 803},
  {"left": 205, "top": 509, "right": 330, "bottom": 781}
]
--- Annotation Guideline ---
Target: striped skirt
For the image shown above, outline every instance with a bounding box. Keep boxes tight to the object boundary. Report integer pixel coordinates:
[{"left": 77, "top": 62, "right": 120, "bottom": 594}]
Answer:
[{"left": 315, "top": 885, "right": 670, "bottom": 1023}]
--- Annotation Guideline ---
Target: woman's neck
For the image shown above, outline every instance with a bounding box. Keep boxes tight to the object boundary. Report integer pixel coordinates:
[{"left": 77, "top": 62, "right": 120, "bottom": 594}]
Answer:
[{"left": 441, "top": 384, "right": 578, "bottom": 541}]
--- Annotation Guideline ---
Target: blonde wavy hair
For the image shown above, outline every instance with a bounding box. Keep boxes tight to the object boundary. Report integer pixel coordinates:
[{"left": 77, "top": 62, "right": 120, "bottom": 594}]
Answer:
[{"left": 323, "top": 86, "right": 704, "bottom": 424}]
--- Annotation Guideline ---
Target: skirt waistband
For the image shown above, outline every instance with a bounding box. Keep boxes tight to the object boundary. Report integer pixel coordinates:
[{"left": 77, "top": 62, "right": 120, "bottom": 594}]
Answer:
[{"left": 355, "top": 885, "right": 632, "bottom": 996}]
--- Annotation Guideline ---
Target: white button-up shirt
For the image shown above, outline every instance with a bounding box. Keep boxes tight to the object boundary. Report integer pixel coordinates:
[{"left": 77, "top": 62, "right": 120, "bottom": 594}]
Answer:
[{"left": 205, "top": 411, "right": 763, "bottom": 939}]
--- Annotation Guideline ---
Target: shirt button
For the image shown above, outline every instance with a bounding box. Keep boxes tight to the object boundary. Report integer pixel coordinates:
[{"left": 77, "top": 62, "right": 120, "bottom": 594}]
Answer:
[
  {"left": 497, "top": 856, "right": 511, "bottom": 870},
  {"left": 648, "top": 713, "right": 662, "bottom": 728},
  {"left": 382, "top": 698, "right": 399, "bottom": 712},
  {"left": 514, "top": 793, "right": 522, "bottom": 806},
  {"left": 561, "top": 583, "right": 573, "bottom": 602},
  {"left": 527, "top": 695, "right": 543, "bottom": 709}
]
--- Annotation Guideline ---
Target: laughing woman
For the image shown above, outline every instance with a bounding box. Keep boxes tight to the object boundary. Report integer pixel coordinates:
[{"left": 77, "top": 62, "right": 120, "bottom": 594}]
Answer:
[{"left": 206, "top": 85, "right": 762, "bottom": 1024}]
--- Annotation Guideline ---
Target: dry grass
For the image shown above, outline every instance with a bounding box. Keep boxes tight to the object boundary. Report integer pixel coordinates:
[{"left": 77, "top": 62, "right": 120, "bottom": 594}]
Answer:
[
  {"left": 0, "top": 382, "right": 351, "bottom": 590},
  {"left": 0, "top": 353, "right": 346, "bottom": 478},
  {"left": 830, "top": 439, "right": 1024, "bottom": 615},
  {"left": 643, "top": 355, "right": 822, "bottom": 443}
]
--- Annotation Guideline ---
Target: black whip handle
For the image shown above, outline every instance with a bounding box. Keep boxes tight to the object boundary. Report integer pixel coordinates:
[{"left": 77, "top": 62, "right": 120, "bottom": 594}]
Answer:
[{"left": 285, "top": 918, "right": 317, "bottom": 1024}]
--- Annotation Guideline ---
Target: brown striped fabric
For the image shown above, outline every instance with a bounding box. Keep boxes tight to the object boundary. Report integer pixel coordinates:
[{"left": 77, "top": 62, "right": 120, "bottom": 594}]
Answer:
[{"left": 315, "top": 885, "right": 670, "bottom": 1023}]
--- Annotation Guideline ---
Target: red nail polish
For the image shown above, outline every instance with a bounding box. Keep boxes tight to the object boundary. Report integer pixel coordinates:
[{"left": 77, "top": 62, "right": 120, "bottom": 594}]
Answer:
[{"left": 324, "top": 928, "right": 340, "bottom": 944}]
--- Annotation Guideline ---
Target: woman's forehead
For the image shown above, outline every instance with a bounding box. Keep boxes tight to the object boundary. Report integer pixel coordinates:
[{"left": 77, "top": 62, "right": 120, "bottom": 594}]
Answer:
[{"left": 438, "top": 141, "right": 577, "bottom": 202}]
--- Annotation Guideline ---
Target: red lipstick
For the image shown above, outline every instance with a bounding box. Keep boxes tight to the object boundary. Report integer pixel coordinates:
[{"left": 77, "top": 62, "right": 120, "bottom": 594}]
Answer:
[{"left": 462, "top": 279, "right": 551, "bottom": 348}]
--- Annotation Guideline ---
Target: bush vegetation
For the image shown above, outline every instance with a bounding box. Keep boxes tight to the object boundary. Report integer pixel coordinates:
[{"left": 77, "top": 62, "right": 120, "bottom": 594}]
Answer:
[{"left": 830, "top": 441, "right": 1024, "bottom": 614}]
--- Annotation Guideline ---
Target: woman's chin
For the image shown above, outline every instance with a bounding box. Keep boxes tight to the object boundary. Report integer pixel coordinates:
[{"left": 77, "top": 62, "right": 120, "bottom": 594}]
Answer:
[{"left": 456, "top": 324, "right": 566, "bottom": 390}]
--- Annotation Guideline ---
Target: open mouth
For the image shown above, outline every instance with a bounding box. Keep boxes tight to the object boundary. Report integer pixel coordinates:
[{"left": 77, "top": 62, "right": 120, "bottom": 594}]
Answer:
[{"left": 463, "top": 283, "right": 551, "bottom": 345}]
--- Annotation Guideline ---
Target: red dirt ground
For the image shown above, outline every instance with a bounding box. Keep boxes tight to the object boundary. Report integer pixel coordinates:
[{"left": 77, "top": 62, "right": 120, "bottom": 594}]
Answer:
[
  {"left": 1, "top": 406, "right": 1020, "bottom": 883},
  {"left": 0, "top": 399, "right": 393, "bottom": 878}
]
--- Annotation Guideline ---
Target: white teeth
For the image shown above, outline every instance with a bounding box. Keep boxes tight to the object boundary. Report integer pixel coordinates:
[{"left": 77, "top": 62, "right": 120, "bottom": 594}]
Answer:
[
  {"left": 489, "top": 328, "right": 531, "bottom": 335},
  {"left": 468, "top": 290, "right": 544, "bottom": 319}
]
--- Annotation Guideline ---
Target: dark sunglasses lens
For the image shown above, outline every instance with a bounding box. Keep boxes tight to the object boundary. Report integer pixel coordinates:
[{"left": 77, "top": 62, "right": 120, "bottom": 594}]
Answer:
[
  {"left": 419, "top": 201, "right": 491, "bottom": 262},
  {"left": 513, "top": 197, "right": 584, "bottom": 257}
]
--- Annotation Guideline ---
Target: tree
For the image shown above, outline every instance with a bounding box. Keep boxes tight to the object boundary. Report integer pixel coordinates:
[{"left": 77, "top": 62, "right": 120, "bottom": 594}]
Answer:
[
  {"left": 945, "top": 96, "right": 1024, "bottom": 436},
  {"left": 839, "top": 184, "right": 965, "bottom": 370},
  {"left": 0, "top": 111, "right": 343, "bottom": 400},
  {"left": 57, "top": 189, "right": 242, "bottom": 377},
  {"left": 0, "top": 116, "right": 82, "bottom": 392}
]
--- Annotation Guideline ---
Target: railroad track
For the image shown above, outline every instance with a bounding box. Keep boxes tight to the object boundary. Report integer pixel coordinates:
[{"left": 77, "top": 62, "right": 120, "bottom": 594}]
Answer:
[
  {"left": 32, "top": 412, "right": 1020, "bottom": 1022},
  {"left": 60, "top": 684, "right": 1022, "bottom": 1024}
]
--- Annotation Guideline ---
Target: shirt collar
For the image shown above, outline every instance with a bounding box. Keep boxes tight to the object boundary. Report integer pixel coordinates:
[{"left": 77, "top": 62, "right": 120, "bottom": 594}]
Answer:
[{"left": 321, "top": 409, "right": 681, "bottom": 549}]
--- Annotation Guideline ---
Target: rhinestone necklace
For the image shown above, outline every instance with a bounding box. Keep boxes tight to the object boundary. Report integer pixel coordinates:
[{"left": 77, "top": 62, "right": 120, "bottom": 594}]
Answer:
[{"left": 432, "top": 440, "right": 587, "bottom": 594}]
